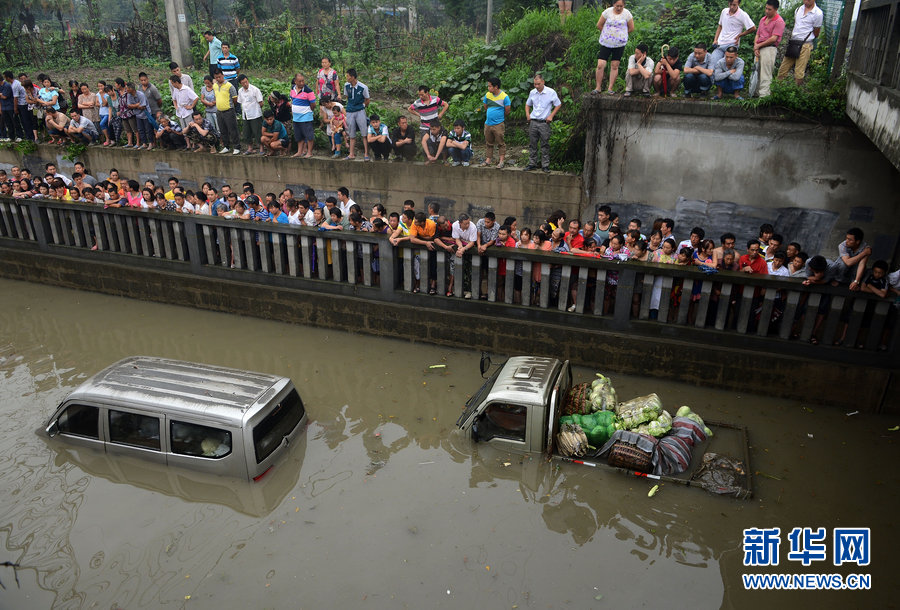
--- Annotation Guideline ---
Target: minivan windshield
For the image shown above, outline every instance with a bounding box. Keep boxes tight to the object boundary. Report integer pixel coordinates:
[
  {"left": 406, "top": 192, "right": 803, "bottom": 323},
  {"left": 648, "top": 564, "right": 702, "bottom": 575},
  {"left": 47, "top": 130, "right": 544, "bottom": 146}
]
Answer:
[
  {"left": 253, "top": 389, "right": 305, "bottom": 464},
  {"left": 456, "top": 366, "right": 502, "bottom": 427}
]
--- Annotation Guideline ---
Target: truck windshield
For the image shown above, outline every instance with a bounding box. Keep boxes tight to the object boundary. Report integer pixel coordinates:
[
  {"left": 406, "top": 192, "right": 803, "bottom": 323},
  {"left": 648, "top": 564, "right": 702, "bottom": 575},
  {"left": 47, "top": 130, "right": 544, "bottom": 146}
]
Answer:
[{"left": 456, "top": 366, "right": 502, "bottom": 427}]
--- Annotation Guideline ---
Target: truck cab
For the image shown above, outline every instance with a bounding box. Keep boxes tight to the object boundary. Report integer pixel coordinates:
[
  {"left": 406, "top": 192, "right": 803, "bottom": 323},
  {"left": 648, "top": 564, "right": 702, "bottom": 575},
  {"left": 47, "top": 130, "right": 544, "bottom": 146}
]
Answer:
[{"left": 456, "top": 356, "right": 571, "bottom": 454}]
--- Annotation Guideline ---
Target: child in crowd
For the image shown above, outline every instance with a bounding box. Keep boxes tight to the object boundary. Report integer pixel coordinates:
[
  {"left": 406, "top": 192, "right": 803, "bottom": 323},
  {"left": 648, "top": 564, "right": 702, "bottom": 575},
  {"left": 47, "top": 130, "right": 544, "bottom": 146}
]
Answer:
[
  {"left": 630, "top": 239, "right": 648, "bottom": 262},
  {"left": 495, "top": 224, "right": 516, "bottom": 300},
  {"left": 767, "top": 250, "right": 790, "bottom": 277},
  {"left": 330, "top": 105, "right": 346, "bottom": 157},
  {"left": 789, "top": 253, "right": 808, "bottom": 277},
  {"left": 652, "top": 238, "right": 676, "bottom": 264},
  {"left": 693, "top": 239, "right": 717, "bottom": 268}
]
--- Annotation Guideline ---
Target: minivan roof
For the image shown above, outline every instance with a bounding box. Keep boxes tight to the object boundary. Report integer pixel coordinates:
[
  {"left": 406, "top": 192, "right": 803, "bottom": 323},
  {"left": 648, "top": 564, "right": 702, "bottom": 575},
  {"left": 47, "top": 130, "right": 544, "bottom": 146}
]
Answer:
[
  {"left": 63, "top": 356, "right": 289, "bottom": 425},
  {"left": 487, "top": 356, "right": 561, "bottom": 406}
]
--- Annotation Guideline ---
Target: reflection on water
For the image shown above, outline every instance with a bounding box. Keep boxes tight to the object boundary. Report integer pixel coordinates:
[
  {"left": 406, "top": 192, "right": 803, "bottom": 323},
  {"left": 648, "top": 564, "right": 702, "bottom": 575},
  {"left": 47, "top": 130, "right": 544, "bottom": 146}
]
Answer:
[
  {"left": 0, "top": 278, "right": 897, "bottom": 609},
  {"left": 44, "top": 429, "right": 308, "bottom": 518}
]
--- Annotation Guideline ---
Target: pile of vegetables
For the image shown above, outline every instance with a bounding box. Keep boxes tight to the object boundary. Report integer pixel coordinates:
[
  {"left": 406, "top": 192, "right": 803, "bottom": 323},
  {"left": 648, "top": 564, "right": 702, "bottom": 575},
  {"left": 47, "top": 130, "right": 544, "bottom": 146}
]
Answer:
[
  {"left": 615, "top": 393, "right": 663, "bottom": 430},
  {"left": 676, "top": 405, "right": 714, "bottom": 437},
  {"left": 558, "top": 373, "right": 716, "bottom": 452},
  {"left": 632, "top": 409, "right": 673, "bottom": 438},
  {"left": 589, "top": 374, "right": 617, "bottom": 412},
  {"left": 560, "top": 411, "right": 617, "bottom": 447}
]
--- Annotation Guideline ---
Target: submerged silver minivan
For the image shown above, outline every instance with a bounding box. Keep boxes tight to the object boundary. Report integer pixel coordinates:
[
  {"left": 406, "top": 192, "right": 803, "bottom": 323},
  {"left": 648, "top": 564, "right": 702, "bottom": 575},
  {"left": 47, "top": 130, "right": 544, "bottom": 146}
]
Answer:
[{"left": 44, "top": 356, "right": 307, "bottom": 480}]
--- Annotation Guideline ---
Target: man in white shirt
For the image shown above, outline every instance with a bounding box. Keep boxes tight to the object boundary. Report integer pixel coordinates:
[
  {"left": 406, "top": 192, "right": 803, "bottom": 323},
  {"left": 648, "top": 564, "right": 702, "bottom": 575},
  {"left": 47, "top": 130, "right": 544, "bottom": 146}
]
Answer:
[
  {"left": 45, "top": 162, "right": 71, "bottom": 186},
  {"left": 767, "top": 251, "right": 791, "bottom": 277},
  {"left": 169, "top": 75, "right": 199, "bottom": 130},
  {"left": 236, "top": 74, "right": 263, "bottom": 154},
  {"left": 624, "top": 44, "right": 654, "bottom": 96},
  {"left": 65, "top": 110, "right": 99, "bottom": 143},
  {"left": 523, "top": 72, "right": 562, "bottom": 173},
  {"left": 709, "top": 0, "right": 756, "bottom": 67},
  {"left": 677, "top": 227, "right": 704, "bottom": 255},
  {"left": 337, "top": 186, "right": 356, "bottom": 217},
  {"left": 452, "top": 213, "right": 478, "bottom": 299},
  {"left": 169, "top": 63, "right": 194, "bottom": 97},
  {"left": 776, "top": 0, "right": 823, "bottom": 84}
]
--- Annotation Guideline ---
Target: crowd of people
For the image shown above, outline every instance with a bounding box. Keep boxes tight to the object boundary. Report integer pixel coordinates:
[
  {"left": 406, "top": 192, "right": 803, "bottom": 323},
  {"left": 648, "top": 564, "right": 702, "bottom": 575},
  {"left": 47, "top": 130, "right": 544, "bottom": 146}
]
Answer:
[
  {"left": 594, "top": 0, "right": 823, "bottom": 99},
  {"left": 3, "top": 159, "right": 896, "bottom": 348},
  {"left": 0, "top": 0, "right": 821, "bottom": 169},
  {"left": 0, "top": 28, "right": 563, "bottom": 172}
]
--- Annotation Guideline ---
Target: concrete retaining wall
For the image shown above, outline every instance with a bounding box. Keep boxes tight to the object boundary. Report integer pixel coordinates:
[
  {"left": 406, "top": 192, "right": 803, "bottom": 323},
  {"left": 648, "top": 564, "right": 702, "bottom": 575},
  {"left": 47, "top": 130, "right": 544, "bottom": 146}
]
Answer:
[
  {"left": 1, "top": 247, "right": 894, "bottom": 414},
  {"left": 846, "top": 72, "right": 900, "bottom": 173},
  {"left": 0, "top": 145, "right": 585, "bottom": 232},
  {"left": 583, "top": 96, "right": 900, "bottom": 263}
]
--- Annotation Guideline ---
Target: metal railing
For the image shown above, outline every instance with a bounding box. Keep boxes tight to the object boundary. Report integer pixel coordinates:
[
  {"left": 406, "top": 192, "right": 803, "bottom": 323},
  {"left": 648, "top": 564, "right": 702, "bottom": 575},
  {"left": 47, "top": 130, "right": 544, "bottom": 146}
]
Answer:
[{"left": 1, "top": 198, "right": 896, "bottom": 359}]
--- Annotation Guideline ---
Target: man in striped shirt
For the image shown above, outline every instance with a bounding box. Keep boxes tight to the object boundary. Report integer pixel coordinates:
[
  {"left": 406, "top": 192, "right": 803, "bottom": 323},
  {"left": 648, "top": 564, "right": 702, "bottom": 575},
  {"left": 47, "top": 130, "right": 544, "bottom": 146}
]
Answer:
[
  {"left": 290, "top": 73, "right": 316, "bottom": 158},
  {"left": 408, "top": 86, "right": 447, "bottom": 133},
  {"left": 217, "top": 44, "right": 240, "bottom": 85}
]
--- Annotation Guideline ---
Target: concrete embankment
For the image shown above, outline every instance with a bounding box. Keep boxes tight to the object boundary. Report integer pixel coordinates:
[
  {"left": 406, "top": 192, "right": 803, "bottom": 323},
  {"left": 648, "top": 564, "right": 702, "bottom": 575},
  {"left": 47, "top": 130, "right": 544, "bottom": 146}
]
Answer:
[{"left": 583, "top": 96, "right": 900, "bottom": 264}]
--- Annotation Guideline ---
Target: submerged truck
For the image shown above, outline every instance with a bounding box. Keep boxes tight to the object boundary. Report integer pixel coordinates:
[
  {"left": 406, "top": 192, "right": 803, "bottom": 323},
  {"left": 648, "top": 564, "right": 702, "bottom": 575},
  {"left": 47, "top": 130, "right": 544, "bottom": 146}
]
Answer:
[{"left": 456, "top": 355, "right": 752, "bottom": 497}]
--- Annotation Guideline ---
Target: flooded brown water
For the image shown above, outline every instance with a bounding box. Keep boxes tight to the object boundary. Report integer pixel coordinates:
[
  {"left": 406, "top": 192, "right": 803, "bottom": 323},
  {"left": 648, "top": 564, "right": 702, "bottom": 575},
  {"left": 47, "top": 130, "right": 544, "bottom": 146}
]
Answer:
[{"left": 0, "top": 278, "right": 897, "bottom": 609}]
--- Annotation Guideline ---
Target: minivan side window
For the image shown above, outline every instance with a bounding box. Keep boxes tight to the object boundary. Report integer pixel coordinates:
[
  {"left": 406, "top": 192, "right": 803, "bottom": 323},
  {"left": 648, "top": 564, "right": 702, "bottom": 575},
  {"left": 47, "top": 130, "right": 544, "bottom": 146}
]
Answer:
[
  {"left": 58, "top": 404, "right": 99, "bottom": 439},
  {"left": 109, "top": 410, "right": 161, "bottom": 450},
  {"left": 253, "top": 389, "right": 305, "bottom": 464},
  {"left": 170, "top": 421, "right": 232, "bottom": 459}
]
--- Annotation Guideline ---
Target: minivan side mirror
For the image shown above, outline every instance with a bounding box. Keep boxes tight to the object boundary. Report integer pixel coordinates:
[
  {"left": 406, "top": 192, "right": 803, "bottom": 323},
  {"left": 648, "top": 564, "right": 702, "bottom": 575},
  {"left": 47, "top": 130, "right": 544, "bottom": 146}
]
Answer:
[
  {"left": 47, "top": 420, "right": 59, "bottom": 438},
  {"left": 479, "top": 352, "right": 492, "bottom": 378}
]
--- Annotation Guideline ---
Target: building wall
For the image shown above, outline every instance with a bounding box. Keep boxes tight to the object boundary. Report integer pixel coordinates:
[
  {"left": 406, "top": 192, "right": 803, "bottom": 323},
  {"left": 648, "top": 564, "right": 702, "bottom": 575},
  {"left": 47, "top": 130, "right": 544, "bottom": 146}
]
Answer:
[
  {"left": 583, "top": 96, "right": 900, "bottom": 263},
  {"left": 846, "top": 72, "right": 900, "bottom": 174}
]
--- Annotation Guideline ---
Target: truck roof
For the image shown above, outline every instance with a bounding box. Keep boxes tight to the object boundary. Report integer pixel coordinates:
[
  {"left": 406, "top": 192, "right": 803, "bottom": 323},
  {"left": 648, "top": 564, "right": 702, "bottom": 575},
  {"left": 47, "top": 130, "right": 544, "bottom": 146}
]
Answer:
[
  {"left": 62, "top": 356, "right": 288, "bottom": 425},
  {"left": 487, "top": 356, "right": 562, "bottom": 406}
]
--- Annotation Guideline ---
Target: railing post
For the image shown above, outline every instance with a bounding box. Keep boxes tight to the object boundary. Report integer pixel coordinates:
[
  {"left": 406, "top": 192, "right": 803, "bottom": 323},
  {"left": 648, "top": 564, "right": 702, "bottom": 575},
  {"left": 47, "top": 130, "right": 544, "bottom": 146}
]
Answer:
[
  {"left": 26, "top": 200, "right": 50, "bottom": 251},
  {"left": 612, "top": 267, "right": 635, "bottom": 328},
  {"left": 183, "top": 216, "right": 203, "bottom": 273},
  {"left": 379, "top": 236, "right": 396, "bottom": 297}
]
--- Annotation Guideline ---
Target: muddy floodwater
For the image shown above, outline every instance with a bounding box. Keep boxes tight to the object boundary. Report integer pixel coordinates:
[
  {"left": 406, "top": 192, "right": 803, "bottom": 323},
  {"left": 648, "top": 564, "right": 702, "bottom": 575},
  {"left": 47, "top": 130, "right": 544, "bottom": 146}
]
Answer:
[{"left": 0, "top": 278, "right": 896, "bottom": 609}]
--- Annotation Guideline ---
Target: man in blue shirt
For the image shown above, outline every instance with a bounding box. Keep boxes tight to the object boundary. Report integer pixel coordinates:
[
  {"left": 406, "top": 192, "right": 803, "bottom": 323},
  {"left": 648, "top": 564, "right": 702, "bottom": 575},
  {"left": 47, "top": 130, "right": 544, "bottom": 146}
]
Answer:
[
  {"left": 481, "top": 77, "right": 510, "bottom": 168},
  {"left": 0, "top": 76, "right": 15, "bottom": 141},
  {"left": 261, "top": 110, "right": 289, "bottom": 155},
  {"left": 267, "top": 201, "right": 289, "bottom": 224},
  {"left": 203, "top": 31, "right": 223, "bottom": 77},
  {"left": 217, "top": 44, "right": 240, "bottom": 85},
  {"left": 343, "top": 68, "right": 370, "bottom": 160}
]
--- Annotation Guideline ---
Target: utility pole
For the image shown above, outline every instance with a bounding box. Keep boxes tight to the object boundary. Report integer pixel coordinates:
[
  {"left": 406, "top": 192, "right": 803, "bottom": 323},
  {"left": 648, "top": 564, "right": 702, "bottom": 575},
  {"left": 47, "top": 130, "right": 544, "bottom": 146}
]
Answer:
[
  {"left": 175, "top": 0, "right": 193, "bottom": 67},
  {"left": 830, "top": 0, "right": 856, "bottom": 81},
  {"left": 408, "top": 1, "right": 417, "bottom": 33},
  {"left": 486, "top": 0, "right": 493, "bottom": 43},
  {"left": 163, "top": 0, "right": 193, "bottom": 67}
]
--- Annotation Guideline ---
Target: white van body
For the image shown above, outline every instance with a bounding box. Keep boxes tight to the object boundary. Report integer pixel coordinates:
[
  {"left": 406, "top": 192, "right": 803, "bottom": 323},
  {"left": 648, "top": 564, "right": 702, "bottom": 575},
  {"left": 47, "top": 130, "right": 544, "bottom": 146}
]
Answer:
[{"left": 44, "top": 356, "right": 307, "bottom": 480}]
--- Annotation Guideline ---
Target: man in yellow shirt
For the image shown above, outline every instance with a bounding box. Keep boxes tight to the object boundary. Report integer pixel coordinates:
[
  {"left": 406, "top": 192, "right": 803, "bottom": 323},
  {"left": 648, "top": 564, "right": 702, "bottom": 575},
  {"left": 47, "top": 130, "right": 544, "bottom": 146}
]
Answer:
[
  {"left": 408, "top": 211, "right": 438, "bottom": 294},
  {"left": 163, "top": 176, "right": 180, "bottom": 201},
  {"left": 212, "top": 68, "right": 239, "bottom": 154}
]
